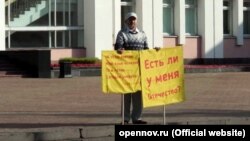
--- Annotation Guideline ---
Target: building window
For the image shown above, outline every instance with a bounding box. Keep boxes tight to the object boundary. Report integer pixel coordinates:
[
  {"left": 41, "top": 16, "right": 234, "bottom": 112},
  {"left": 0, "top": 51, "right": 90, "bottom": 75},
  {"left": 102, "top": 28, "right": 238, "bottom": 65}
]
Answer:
[
  {"left": 5, "top": 0, "right": 83, "bottom": 48},
  {"left": 121, "top": 0, "right": 135, "bottom": 28},
  {"left": 244, "top": 0, "right": 250, "bottom": 35},
  {"left": 163, "top": 0, "right": 174, "bottom": 36},
  {"left": 223, "top": 0, "right": 232, "bottom": 35},
  {"left": 185, "top": 0, "right": 197, "bottom": 36}
]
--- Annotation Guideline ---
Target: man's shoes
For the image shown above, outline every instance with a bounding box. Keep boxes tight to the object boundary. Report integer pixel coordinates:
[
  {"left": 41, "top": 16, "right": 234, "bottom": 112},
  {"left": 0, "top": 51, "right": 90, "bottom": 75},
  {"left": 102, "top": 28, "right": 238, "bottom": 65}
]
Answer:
[
  {"left": 121, "top": 120, "right": 129, "bottom": 125},
  {"left": 121, "top": 120, "right": 147, "bottom": 124},
  {"left": 132, "top": 120, "right": 147, "bottom": 124}
]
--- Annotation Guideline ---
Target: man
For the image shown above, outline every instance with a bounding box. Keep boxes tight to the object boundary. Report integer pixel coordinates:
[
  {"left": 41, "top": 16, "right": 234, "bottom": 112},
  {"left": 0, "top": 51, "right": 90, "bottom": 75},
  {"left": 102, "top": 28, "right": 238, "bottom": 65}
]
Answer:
[{"left": 115, "top": 12, "right": 148, "bottom": 124}]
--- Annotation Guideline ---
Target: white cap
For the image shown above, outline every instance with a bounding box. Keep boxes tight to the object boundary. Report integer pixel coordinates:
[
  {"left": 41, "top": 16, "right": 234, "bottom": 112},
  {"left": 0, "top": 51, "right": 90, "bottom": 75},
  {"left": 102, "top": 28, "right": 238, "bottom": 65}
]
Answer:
[{"left": 125, "top": 12, "right": 137, "bottom": 21}]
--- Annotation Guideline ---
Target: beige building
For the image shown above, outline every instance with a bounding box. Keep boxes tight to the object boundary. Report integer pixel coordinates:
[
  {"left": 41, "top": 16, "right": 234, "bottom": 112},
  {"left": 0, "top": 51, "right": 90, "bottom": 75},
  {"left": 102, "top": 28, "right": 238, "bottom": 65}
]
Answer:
[{"left": 1, "top": 0, "right": 250, "bottom": 64}]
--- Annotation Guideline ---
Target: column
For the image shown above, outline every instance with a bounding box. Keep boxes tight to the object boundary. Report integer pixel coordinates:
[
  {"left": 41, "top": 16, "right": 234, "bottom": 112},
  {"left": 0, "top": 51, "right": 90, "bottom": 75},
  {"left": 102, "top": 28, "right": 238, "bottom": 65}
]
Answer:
[
  {"left": 136, "top": 0, "right": 153, "bottom": 48},
  {"left": 198, "top": 0, "right": 215, "bottom": 58},
  {"left": 84, "top": 0, "right": 113, "bottom": 58},
  {"left": 113, "top": 0, "right": 121, "bottom": 44},
  {"left": 0, "top": 0, "right": 6, "bottom": 50},
  {"left": 152, "top": 0, "right": 163, "bottom": 47},
  {"left": 136, "top": 0, "right": 163, "bottom": 48},
  {"left": 175, "top": 0, "right": 185, "bottom": 45},
  {"left": 198, "top": 0, "right": 223, "bottom": 59},
  {"left": 233, "top": 0, "right": 243, "bottom": 45},
  {"left": 214, "top": 0, "right": 224, "bottom": 58}
]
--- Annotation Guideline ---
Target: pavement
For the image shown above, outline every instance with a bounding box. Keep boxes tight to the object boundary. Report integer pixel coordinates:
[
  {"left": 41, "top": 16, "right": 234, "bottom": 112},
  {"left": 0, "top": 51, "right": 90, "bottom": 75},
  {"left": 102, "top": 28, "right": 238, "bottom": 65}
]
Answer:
[{"left": 0, "top": 72, "right": 250, "bottom": 140}]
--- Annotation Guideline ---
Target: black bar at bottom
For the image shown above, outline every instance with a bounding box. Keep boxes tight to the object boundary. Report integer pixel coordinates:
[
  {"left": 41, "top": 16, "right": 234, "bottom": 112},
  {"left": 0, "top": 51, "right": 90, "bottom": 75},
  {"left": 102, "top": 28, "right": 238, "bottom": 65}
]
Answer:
[{"left": 115, "top": 125, "right": 250, "bottom": 141}]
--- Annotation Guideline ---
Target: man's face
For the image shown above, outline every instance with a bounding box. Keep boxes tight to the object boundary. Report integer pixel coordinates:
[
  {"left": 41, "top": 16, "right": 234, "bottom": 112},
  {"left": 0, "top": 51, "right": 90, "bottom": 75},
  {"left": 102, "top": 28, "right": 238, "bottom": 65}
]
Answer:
[{"left": 126, "top": 16, "right": 137, "bottom": 30}]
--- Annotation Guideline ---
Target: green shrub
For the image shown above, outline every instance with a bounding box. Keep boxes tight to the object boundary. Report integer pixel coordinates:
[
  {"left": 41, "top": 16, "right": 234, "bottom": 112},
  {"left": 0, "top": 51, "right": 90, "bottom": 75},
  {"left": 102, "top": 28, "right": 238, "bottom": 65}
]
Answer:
[{"left": 59, "top": 57, "right": 101, "bottom": 64}]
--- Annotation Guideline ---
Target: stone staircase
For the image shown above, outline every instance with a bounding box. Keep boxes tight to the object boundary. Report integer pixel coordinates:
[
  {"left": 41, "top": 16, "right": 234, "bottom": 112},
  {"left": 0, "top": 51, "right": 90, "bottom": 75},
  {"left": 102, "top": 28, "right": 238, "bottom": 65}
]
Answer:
[{"left": 0, "top": 58, "right": 31, "bottom": 77}]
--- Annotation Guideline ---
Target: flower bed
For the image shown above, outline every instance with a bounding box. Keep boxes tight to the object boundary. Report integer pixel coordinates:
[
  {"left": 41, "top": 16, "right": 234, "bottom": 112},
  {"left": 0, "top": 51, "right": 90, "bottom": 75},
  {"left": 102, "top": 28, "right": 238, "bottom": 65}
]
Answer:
[
  {"left": 51, "top": 63, "right": 101, "bottom": 69},
  {"left": 51, "top": 57, "right": 102, "bottom": 69},
  {"left": 71, "top": 63, "right": 101, "bottom": 68}
]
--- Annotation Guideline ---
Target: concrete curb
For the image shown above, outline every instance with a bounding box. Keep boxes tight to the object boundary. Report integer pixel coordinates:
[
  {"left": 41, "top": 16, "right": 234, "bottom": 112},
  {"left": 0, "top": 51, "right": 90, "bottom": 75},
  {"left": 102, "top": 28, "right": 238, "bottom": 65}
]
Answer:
[
  {"left": 0, "top": 126, "right": 114, "bottom": 141},
  {"left": 184, "top": 66, "right": 250, "bottom": 73},
  {"left": 50, "top": 65, "right": 250, "bottom": 78},
  {"left": 0, "top": 118, "right": 249, "bottom": 141},
  {"left": 51, "top": 68, "right": 101, "bottom": 78}
]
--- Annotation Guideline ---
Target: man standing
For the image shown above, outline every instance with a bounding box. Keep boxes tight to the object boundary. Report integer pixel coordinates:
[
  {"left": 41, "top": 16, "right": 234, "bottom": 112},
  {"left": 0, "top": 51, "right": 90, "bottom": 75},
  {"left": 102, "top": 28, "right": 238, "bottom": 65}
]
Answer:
[{"left": 115, "top": 12, "right": 148, "bottom": 124}]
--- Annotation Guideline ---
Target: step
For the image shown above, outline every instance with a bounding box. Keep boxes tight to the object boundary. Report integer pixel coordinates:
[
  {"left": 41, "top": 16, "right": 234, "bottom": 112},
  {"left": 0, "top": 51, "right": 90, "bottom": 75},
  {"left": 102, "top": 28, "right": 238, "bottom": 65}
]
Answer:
[
  {"left": 184, "top": 65, "right": 250, "bottom": 73},
  {"left": 0, "top": 70, "right": 27, "bottom": 76},
  {"left": 0, "top": 59, "right": 32, "bottom": 77},
  {"left": 50, "top": 64, "right": 250, "bottom": 78}
]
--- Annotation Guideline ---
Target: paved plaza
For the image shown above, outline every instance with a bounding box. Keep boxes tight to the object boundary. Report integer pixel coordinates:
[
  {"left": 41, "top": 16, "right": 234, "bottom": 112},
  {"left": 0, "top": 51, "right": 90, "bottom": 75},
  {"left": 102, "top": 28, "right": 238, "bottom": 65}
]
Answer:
[{"left": 0, "top": 72, "right": 249, "bottom": 140}]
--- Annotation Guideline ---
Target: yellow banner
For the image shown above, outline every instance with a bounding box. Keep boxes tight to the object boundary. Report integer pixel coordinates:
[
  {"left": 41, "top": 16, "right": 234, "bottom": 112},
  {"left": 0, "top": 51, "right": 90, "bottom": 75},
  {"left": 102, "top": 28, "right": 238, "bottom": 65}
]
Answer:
[
  {"left": 102, "top": 51, "right": 141, "bottom": 93},
  {"left": 140, "top": 47, "right": 185, "bottom": 108}
]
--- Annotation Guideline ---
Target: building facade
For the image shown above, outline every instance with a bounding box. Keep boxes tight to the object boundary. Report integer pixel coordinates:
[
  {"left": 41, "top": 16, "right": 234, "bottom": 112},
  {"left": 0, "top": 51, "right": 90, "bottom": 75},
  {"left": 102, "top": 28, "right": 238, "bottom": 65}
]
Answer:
[{"left": 1, "top": 0, "right": 250, "bottom": 63}]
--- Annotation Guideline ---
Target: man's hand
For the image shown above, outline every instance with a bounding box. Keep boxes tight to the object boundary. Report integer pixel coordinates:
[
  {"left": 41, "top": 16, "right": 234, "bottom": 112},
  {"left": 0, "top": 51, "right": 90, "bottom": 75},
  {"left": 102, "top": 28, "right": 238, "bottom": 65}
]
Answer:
[
  {"left": 154, "top": 47, "right": 161, "bottom": 51},
  {"left": 117, "top": 48, "right": 125, "bottom": 54}
]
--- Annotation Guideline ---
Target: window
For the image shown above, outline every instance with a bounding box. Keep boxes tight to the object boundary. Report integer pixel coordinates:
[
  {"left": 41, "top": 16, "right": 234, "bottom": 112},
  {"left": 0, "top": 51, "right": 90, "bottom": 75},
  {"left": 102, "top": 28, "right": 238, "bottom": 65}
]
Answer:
[
  {"left": 163, "top": 0, "right": 174, "bottom": 36},
  {"left": 223, "top": 0, "right": 232, "bottom": 35},
  {"left": 5, "top": 0, "right": 83, "bottom": 48},
  {"left": 185, "top": 0, "right": 197, "bottom": 36},
  {"left": 121, "top": 0, "right": 135, "bottom": 28},
  {"left": 244, "top": 0, "right": 250, "bottom": 35}
]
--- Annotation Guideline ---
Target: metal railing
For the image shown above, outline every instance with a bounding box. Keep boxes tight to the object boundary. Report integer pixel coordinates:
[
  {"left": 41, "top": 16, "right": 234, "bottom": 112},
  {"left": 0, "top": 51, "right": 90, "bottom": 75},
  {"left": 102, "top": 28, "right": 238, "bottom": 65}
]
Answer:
[{"left": 7, "top": 0, "right": 42, "bottom": 21}]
